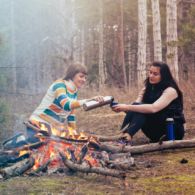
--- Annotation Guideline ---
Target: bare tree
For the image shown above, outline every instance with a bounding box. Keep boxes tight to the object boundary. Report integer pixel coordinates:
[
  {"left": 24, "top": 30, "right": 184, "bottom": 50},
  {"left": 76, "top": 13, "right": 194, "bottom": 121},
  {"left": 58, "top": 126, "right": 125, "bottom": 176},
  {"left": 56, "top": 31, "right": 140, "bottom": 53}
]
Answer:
[
  {"left": 80, "top": 26, "right": 85, "bottom": 65},
  {"left": 98, "top": 0, "right": 105, "bottom": 88},
  {"left": 10, "top": 0, "right": 17, "bottom": 92},
  {"left": 71, "top": 0, "right": 80, "bottom": 63},
  {"left": 137, "top": 0, "right": 147, "bottom": 87},
  {"left": 166, "top": 0, "right": 179, "bottom": 81},
  {"left": 151, "top": 0, "right": 162, "bottom": 61},
  {"left": 119, "top": 0, "right": 127, "bottom": 88}
]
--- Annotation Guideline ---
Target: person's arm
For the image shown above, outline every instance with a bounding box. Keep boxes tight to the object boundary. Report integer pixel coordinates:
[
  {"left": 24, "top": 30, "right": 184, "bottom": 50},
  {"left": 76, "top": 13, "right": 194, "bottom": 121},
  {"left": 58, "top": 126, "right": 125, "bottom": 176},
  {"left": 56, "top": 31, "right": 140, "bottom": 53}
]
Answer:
[
  {"left": 54, "top": 82, "right": 104, "bottom": 111},
  {"left": 113, "top": 87, "right": 178, "bottom": 113},
  {"left": 54, "top": 82, "right": 85, "bottom": 111}
]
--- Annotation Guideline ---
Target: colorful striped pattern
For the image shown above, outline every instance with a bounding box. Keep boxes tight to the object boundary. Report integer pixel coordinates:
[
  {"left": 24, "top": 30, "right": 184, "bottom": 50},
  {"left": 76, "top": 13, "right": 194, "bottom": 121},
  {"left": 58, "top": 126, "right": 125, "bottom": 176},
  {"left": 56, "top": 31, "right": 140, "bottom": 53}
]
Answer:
[{"left": 30, "top": 79, "right": 82, "bottom": 131}]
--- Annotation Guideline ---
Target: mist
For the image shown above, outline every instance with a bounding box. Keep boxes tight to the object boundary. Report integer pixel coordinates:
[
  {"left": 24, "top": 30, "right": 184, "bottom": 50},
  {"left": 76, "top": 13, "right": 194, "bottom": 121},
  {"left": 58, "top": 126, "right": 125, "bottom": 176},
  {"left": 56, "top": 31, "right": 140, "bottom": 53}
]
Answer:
[{"left": 0, "top": 0, "right": 73, "bottom": 95}]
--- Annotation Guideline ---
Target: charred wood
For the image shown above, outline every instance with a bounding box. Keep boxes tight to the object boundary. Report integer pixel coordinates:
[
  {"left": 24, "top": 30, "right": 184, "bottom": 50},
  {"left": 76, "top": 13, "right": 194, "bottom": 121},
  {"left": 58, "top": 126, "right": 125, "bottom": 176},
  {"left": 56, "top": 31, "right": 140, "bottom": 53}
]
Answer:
[
  {"left": 0, "top": 158, "right": 35, "bottom": 179},
  {"left": 77, "top": 143, "right": 88, "bottom": 164},
  {"left": 16, "top": 141, "right": 45, "bottom": 151},
  {"left": 28, "top": 159, "right": 51, "bottom": 176},
  {"left": 67, "top": 148, "right": 77, "bottom": 163},
  {"left": 59, "top": 152, "right": 126, "bottom": 179},
  {"left": 106, "top": 152, "right": 135, "bottom": 171},
  {"left": 0, "top": 152, "right": 30, "bottom": 167}
]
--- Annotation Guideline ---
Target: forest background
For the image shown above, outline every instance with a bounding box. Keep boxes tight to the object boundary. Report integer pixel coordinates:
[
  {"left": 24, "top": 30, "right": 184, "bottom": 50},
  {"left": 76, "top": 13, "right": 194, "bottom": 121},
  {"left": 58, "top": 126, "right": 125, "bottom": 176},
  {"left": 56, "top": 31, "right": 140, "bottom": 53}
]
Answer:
[
  {"left": 0, "top": 0, "right": 195, "bottom": 147},
  {"left": 1, "top": 0, "right": 195, "bottom": 194}
]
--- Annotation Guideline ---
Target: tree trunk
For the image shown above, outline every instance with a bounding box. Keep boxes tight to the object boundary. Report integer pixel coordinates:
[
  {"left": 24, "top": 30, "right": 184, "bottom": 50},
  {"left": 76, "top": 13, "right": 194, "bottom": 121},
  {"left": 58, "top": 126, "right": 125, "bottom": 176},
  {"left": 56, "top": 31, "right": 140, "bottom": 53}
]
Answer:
[
  {"left": 152, "top": 0, "right": 162, "bottom": 61},
  {"left": 166, "top": 0, "right": 179, "bottom": 81},
  {"left": 137, "top": 0, "right": 147, "bottom": 88},
  {"left": 71, "top": 0, "right": 80, "bottom": 63},
  {"left": 98, "top": 0, "right": 105, "bottom": 88},
  {"left": 80, "top": 26, "right": 85, "bottom": 65},
  {"left": 10, "top": 0, "right": 17, "bottom": 93},
  {"left": 127, "top": 31, "right": 133, "bottom": 88},
  {"left": 119, "top": 0, "right": 127, "bottom": 88}
]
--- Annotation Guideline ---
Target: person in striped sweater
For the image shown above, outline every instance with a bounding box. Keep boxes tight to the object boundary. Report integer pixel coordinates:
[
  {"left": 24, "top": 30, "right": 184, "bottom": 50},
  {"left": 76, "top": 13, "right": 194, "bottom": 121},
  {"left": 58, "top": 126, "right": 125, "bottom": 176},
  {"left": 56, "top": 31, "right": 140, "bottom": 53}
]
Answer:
[{"left": 27, "top": 63, "right": 103, "bottom": 143}]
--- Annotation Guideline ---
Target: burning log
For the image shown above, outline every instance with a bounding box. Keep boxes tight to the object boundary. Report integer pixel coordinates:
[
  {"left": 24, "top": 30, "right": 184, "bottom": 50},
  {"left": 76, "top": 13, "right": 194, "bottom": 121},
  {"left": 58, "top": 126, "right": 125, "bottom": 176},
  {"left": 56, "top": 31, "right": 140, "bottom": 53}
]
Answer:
[
  {"left": 24, "top": 121, "right": 88, "bottom": 143},
  {"left": 16, "top": 141, "right": 46, "bottom": 151},
  {"left": 77, "top": 143, "right": 89, "bottom": 164},
  {"left": 67, "top": 148, "right": 77, "bottom": 163},
  {"left": 24, "top": 121, "right": 50, "bottom": 136},
  {"left": 59, "top": 152, "right": 126, "bottom": 179},
  {"left": 0, "top": 158, "right": 35, "bottom": 179},
  {"left": 99, "top": 139, "right": 195, "bottom": 154},
  {"left": 28, "top": 159, "right": 51, "bottom": 176}
]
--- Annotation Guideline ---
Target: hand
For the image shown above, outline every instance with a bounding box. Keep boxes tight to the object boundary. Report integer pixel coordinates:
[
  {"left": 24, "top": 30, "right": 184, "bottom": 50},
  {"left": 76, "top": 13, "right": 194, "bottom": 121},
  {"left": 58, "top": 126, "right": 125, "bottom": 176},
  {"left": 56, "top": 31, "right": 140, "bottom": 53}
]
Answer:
[
  {"left": 112, "top": 104, "right": 130, "bottom": 112},
  {"left": 121, "top": 133, "right": 132, "bottom": 142},
  {"left": 91, "top": 96, "right": 104, "bottom": 102}
]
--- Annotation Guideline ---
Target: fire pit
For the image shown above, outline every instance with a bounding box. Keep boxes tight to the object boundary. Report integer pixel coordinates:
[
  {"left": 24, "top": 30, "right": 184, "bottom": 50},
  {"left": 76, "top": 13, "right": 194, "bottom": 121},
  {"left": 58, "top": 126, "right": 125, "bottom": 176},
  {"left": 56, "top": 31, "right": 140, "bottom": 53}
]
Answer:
[{"left": 0, "top": 122, "right": 135, "bottom": 180}]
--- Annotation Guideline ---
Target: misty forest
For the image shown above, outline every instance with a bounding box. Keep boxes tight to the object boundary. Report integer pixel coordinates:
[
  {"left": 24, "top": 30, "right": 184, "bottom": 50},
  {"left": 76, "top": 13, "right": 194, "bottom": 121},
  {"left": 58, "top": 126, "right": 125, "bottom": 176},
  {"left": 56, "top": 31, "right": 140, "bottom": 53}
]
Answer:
[{"left": 0, "top": 0, "right": 195, "bottom": 194}]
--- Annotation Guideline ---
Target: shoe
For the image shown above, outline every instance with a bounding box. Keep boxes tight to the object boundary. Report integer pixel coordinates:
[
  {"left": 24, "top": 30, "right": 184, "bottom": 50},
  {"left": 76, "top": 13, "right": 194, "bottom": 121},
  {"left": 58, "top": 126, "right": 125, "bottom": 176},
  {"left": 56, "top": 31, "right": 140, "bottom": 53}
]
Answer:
[{"left": 2, "top": 133, "right": 28, "bottom": 150}]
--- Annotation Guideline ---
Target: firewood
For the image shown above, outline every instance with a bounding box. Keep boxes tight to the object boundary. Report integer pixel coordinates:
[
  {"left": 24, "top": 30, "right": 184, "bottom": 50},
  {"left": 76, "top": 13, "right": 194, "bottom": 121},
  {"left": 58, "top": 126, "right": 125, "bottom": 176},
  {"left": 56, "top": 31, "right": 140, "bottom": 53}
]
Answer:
[
  {"left": 109, "top": 152, "right": 132, "bottom": 160},
  {"left": 0, "top": 158, "right": 35, "bottom": 179},
  {"left": 87, "top": 133, "right": 123, "bottom": 142},
  {"left": 16, "top": 141, "right": 46, "bottom": 151},
  {"left": 28, "top": 159, "right": 51, "bottom": 176},
  {"left": 77, "top": 143, "right": 88, "bottom": 164},
  {"left": 59, "top": 152, "right": 126, "bottom": 179},
  {"left": 99, "top": 139, "right": 195, "bottom": 154}
]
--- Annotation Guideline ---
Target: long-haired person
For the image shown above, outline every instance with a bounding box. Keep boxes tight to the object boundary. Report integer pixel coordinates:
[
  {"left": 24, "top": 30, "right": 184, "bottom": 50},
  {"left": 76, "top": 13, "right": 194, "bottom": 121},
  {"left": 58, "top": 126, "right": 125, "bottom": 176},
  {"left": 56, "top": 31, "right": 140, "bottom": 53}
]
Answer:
[
  {"left": 112, "top": 62, "right": 185, "bottom": 143},
  {"left": 27, "top": 63, "right": 103, "bottom": 143}
]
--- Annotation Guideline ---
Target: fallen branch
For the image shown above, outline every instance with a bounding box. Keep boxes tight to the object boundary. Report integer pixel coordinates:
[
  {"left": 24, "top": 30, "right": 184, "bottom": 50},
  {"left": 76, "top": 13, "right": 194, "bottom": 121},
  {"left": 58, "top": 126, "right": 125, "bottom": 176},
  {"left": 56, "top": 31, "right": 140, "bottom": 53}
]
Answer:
[
  {"left": 90, "top": 134, "right": 123, "bottom": 142},
  {"left": 99, "top": 139, "right": 195, "bottom": 154},
  {"left": 59, "top": 152, "right": 126, "bottom": 179},
  {"left": 0, "top": 158, "right": 35, "bottom": 179}
]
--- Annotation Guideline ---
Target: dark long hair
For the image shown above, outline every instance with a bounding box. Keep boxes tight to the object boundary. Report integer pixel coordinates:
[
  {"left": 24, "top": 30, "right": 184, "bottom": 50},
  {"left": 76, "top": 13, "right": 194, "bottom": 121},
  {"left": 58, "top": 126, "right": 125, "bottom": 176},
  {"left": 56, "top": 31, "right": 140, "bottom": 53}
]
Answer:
[{"left": 143, "top": 61, "right": 183, "bottom": 105}]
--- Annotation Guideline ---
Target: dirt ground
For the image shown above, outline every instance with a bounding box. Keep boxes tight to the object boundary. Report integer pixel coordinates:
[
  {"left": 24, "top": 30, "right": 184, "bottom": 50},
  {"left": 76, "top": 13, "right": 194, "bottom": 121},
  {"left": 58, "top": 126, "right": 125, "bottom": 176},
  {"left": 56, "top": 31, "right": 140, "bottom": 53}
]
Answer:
[{"left": 0, "top": 86, "right": 195, "bottom": 195}]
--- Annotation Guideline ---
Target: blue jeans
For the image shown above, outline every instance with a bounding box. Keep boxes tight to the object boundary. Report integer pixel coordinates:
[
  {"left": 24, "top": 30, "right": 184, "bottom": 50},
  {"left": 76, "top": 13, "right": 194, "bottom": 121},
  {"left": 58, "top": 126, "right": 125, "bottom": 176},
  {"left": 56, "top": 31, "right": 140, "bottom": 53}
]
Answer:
[{"left": 26, "top": 127, "right": 40, "bottom": 143}]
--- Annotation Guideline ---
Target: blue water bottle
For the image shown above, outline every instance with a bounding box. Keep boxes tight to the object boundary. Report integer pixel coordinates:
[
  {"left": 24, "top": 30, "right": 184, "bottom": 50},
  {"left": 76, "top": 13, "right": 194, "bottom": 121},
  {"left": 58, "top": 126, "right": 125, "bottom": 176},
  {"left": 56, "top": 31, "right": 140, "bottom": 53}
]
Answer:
[{"left": 166, "top": 118, "right": 175, "bottom": 141}]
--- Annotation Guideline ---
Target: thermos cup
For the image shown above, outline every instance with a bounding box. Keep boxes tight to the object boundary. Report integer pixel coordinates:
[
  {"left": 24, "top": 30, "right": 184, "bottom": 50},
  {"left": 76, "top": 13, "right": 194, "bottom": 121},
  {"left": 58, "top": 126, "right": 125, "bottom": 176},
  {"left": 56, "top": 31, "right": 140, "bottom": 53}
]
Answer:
[
  {"left": 166, "top": 118, "right": 175, "bottom": 141},
  {"left": 83, "top": 96, "right": 114, "bottom": 111}
]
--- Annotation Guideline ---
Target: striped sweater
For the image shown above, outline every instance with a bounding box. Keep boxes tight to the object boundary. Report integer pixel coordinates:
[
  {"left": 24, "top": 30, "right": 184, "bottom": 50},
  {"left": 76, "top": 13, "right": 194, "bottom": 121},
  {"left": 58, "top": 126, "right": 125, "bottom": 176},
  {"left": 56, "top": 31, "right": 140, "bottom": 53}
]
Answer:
[{"left": 29, "top": 79, "right": 86, "bottom": 135}]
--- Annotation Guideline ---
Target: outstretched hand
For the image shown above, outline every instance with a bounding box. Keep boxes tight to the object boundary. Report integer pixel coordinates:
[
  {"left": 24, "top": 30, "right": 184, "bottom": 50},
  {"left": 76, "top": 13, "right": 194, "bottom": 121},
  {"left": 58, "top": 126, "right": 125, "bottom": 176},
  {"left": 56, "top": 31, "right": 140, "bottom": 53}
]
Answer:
[
  {"left": 112, "top": 104, "right": 130, "bottom": 112},
  {"left": 91, "top": 96, "right": 104, "bottom": 102}
]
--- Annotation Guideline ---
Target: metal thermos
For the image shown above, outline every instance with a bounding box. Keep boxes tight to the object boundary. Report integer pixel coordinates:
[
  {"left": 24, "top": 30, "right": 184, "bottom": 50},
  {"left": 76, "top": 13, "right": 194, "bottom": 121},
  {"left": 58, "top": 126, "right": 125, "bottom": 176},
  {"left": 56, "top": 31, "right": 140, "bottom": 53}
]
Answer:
[
  {"left": 83, "top": 96, "right": 114, "bottom": 111},
  {"left": 166, "top": 118, "right": 175, "bottom": 141}
]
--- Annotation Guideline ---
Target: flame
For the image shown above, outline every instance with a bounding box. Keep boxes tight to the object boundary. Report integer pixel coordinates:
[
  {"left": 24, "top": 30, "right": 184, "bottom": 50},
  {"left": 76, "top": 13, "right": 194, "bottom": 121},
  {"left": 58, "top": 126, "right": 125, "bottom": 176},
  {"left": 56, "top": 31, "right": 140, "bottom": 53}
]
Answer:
[
  {"left": 19, "top": 150, "right": 29, "bottom": 157},
  {"left": 40, "top": 123, "right": 48, "bottom": 132},
  {"left": 33, "top": 157, "right": 40, "bottom": 170},
  {"left": 28, "top": 119, "right": 101, "bottom": 171},
  {"left": 77, "top": 131, "right": 87, "bottom": 140}
]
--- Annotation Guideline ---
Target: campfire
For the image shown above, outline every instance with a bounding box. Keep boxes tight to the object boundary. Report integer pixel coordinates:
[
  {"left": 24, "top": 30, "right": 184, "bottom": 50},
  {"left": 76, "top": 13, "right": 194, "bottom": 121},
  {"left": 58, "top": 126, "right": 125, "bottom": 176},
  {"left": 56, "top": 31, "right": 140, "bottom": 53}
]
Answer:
[
  {"left": 1, "top": 121, "right": 194, "bottom": 181},
  {"left": 0, "top": 122, "right": 135, "bottom": 180}
]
